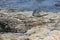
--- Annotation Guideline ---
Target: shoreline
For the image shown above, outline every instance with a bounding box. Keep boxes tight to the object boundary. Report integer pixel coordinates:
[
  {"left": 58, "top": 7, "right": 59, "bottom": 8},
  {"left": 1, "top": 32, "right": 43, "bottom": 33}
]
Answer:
[{"left": 0, "top": 9, "right": 60, "bottom": 40}]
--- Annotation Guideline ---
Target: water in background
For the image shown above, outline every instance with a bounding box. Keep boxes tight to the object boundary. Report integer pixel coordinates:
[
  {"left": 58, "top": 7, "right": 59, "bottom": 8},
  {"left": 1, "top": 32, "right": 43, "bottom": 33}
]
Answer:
[{"left": 0, "top": 0, "right": 60, "bottom": 12}]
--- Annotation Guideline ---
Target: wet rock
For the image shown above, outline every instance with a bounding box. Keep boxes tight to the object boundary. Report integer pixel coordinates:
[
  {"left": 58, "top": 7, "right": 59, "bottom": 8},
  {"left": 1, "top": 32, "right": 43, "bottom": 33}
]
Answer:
[
  {"left": 0, "top": 17, "right": 25, "bottom": 33},
  {"left": 0, "top": 19, "right": 16, "bottom": 32},
  {"left": 32, "top": 11, "right": 48, "bottom": 17},
  {"left": 7, "top": 9, "right": 17, "bottom": 13}
]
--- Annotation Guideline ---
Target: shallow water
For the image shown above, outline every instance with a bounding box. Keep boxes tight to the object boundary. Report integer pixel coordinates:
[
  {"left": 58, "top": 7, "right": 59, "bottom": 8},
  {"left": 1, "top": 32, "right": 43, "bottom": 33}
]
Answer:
[{"left": 0, "top": 0, "right": 60, "bottom": 12}]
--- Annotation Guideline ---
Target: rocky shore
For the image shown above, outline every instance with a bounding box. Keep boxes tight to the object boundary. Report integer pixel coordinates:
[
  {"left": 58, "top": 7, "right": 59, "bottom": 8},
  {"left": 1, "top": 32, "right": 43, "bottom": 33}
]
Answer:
[{"left": 0, "top": 9, "right": 60, "bottom": 40}]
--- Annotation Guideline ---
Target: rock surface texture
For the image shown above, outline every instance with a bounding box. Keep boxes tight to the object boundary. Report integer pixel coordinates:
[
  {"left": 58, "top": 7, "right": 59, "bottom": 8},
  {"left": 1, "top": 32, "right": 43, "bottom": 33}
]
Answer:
[{"left": 0, "top": 9, "right": 60, "bottom": 40}]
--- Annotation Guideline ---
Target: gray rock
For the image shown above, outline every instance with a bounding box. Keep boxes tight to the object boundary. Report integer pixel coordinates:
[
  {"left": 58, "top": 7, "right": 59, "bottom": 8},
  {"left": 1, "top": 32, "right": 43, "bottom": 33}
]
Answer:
[
  {"left": 13, "top": 14, "right": 28, "bottom": 20},
  {"left": 0, "top": 13, "right": 8, "bottom": 17}
]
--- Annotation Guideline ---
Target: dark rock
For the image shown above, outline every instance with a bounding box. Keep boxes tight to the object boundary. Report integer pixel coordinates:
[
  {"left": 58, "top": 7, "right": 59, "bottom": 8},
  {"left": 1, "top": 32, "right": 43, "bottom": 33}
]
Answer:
[
  {"left": 7, "top": 9, "right": 17, "bottom": 12},
  {"left": 0, "top": 17, "right": 19, "bottom": 33}
]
